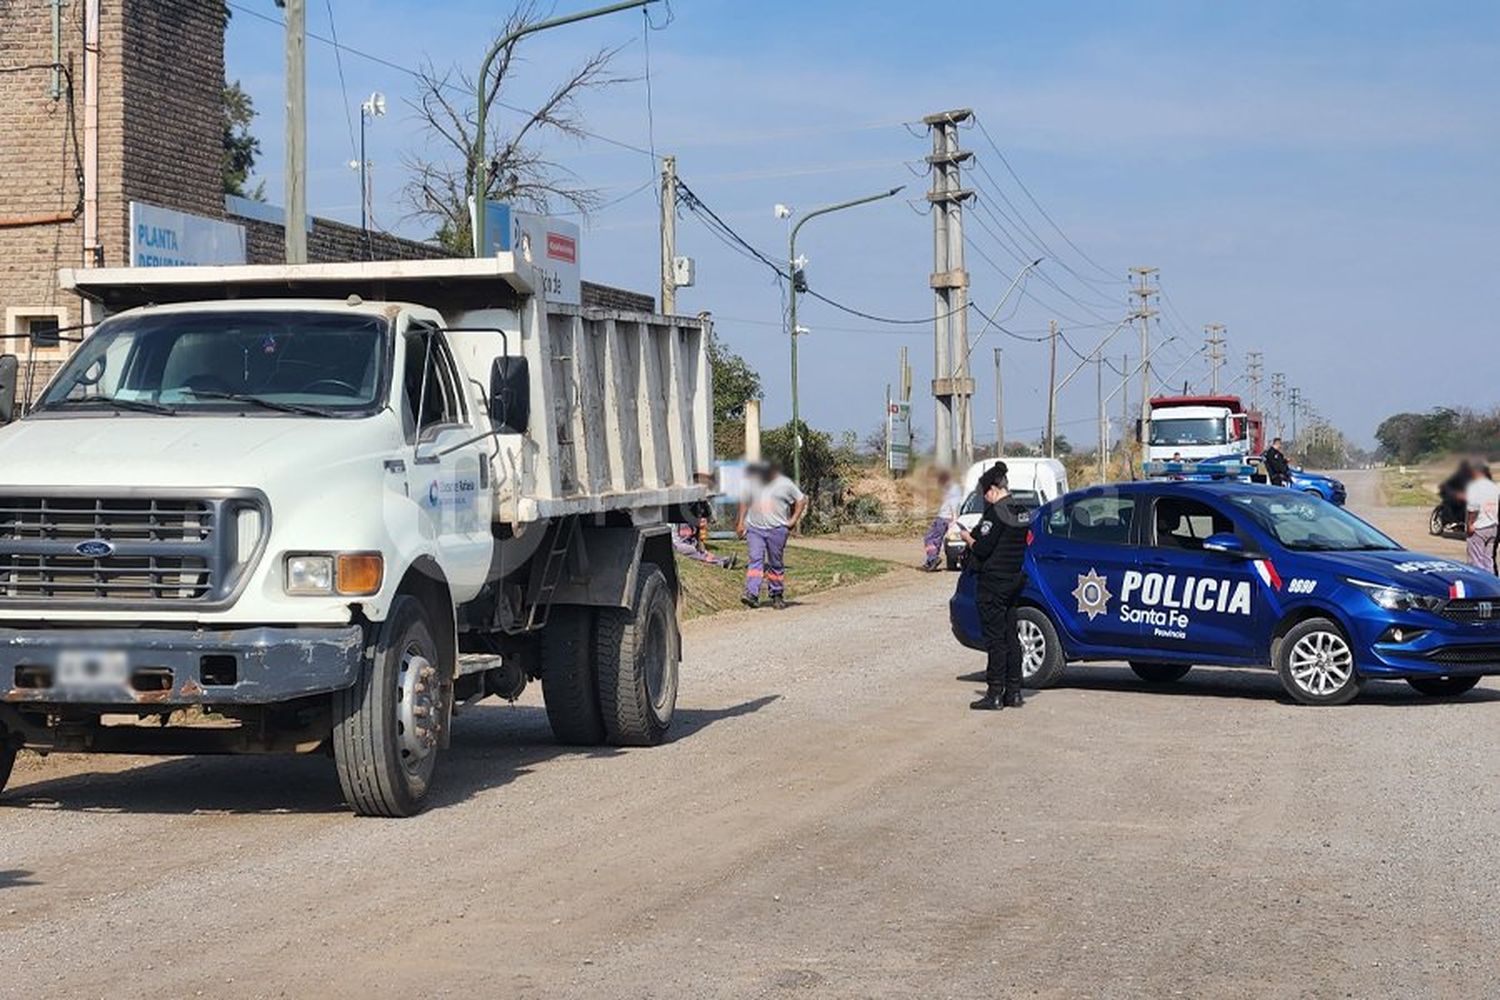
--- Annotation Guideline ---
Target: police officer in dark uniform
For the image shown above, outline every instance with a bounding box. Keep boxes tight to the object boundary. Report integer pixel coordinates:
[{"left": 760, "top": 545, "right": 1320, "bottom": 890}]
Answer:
[
  {"left": 961, "top": 462, "right": 1032, "bottom": 711},
  {"left": 1263, "top": 437, "right": 1292, "bottom": 487}
]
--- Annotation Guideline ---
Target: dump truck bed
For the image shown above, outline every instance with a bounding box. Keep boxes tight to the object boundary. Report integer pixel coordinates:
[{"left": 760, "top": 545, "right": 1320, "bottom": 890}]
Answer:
[{"left": 59, "top": 259, "right": 713, "bottom": 524}]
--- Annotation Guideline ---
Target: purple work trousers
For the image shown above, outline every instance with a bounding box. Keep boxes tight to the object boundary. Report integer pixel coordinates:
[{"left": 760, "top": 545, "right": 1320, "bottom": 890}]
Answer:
[{"left": 745, "top": 525, "right": 789, "bottom": 597}]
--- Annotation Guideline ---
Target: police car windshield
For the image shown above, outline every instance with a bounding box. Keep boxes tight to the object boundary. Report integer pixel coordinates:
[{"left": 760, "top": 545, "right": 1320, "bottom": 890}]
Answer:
[
  {"left": 1227, "top": 493, "right": 1400, "bottom": 552},
  {"left": 961, "top": 489, "right": 1040, "bottom": 515}
]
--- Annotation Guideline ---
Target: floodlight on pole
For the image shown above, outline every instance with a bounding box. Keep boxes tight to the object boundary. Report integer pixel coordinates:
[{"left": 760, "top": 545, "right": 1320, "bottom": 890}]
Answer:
[{"left": 356, "top": 91, "right": 387, "bottom": 252}]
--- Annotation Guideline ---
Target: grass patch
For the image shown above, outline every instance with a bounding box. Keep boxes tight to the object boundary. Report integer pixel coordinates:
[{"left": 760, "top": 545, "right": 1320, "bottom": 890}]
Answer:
[
  {"left": 1382, "top": 467, "right": 1435, "bottom": 507},
  {"left": 677, "top": 541, "right": 892, "bottom": 619}
]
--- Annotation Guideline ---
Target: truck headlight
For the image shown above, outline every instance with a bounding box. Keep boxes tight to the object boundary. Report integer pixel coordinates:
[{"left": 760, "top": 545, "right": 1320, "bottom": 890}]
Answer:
[
  {"left": 285, "top": 553, "right": 383, "bottom": 596},
  {"left": 1348, "top": 579, "right": 1443, "bottom": 613}
]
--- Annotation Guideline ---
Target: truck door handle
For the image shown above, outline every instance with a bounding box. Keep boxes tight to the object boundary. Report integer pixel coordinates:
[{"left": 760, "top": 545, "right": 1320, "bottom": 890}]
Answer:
[{"left": 1036, "top": 553, "right": 1068, "bottom": 563}]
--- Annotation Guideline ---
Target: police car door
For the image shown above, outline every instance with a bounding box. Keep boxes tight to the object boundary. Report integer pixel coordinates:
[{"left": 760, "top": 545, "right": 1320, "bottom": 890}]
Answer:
[
  {"left": 402, "top": 323, "right": 492, "bottom": 595},
  {"left": 1141, "top": 494, "right": 1263, "bottom": 659},
  {"left": 1035, "top": 491, "right": 1145, "bottom": 652}
]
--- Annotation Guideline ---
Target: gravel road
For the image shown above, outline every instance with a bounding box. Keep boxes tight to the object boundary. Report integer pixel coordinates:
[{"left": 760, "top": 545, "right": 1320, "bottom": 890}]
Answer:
[{"left": 4, "top": 469, "right": 1498, "bottom": 998}]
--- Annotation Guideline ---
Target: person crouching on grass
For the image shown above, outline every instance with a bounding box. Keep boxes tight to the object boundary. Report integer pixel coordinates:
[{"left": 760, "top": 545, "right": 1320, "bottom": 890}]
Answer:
[{"left": 737, "top": 461, "right": 808, "bottom": 610}]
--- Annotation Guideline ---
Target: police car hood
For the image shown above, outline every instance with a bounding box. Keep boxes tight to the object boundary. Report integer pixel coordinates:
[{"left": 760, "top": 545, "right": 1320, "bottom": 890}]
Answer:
[{"left": 1305, "top": 549, "right": 1500, "bottom": 597}]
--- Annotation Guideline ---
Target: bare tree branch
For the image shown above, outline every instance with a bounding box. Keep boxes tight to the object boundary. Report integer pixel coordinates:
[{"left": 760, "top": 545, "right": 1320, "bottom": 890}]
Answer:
[{"left": 402, "top": 5, "right": 626, "bottom": 252}]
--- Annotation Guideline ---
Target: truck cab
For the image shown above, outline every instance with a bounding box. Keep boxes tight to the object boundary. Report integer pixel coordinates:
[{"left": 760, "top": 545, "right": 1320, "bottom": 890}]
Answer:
[
  {"left": 1145, "top": 395, "right": 1263, "bottom": 465},
  {"left": 0, "top": 259, "right": 713, "bottom": 816}
]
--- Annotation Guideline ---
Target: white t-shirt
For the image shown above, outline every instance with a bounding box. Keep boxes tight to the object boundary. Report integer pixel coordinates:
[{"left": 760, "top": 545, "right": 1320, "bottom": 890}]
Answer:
[
  {"left": 1467, "top": 476, "right": 1500, "bottom": 531},
  {"left": 938, "top": 483, "right": 963, "bottom": 521},
  {"left": 744, "top": 474, "right": 805, "bottom": 530}
]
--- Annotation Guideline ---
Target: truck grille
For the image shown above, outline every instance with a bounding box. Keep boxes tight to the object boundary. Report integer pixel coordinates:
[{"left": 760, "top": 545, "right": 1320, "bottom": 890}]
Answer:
[
  {"left": 1439, "top": 599, "right": 1500, "bottom": 624},
  {"left": 0, "top": 492, "right": 267, "bottom": 608}
]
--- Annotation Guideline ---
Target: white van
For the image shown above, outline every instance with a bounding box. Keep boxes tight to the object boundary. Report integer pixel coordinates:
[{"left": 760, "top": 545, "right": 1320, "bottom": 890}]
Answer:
[{"left": 942, "top": 458, "right": 1069, "bottom": 569}]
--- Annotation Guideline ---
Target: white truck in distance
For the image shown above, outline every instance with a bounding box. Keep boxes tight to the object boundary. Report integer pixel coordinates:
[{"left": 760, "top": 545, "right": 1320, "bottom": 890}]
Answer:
[{"left": 0, "top": 258, "right": 712, "bottom": 816}]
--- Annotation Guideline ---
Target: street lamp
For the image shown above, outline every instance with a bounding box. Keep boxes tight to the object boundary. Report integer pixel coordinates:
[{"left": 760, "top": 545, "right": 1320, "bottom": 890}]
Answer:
[
  {"left": 784, "top": 185, "right": 904, "bottom": 483},
  {"left": 353, "top": 91, "right": 385, "bottom": 252},
  {"left": 471, "top": 0, "right": 656, "bottom": 257}
]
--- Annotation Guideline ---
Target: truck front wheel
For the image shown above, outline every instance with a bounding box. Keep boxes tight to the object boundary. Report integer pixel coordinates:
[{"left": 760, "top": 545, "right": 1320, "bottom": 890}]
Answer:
[
  {"left": 332, "top": 595, "right": 448, "bottom": 817},
  {"left": 596, "top": 565, "right": 679, "bottom": 746}
]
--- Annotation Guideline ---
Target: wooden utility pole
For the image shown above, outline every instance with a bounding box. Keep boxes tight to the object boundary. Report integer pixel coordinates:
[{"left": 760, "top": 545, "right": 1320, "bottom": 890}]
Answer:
[
  {"left": 283, "top": 0, "right": 307, "bottom": 264},
  {"left": 660, "top": 155, "right": 677, "bottom": 313},
  {"left": 1044, "top": 319, "right": 1058, "bottom": 456}
]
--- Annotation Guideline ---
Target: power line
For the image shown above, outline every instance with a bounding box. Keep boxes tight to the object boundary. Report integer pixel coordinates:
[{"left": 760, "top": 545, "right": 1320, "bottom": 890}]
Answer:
[
  {"left": 322, "top": 0, "right": 358, "bottom": 163},
  {"left": 803, "top": 288, "right": 965, "bottom": 326},
  {"left": 970, "top": 114, "right": 1122, "bottom": 282}
]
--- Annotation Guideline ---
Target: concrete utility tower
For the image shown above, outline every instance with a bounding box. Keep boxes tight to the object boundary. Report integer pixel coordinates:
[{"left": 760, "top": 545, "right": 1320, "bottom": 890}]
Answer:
[
  {"left": 924, "top": 109, "right": 975, "bottom": 469},
  {"left": 1129, "top": 267, "right": 1158, "bottom": 445}
]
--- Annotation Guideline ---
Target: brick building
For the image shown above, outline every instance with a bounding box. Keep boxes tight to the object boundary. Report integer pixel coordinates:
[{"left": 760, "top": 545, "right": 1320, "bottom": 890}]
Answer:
[{"left": 0, "top": 0, "right": 650, "bottom": 394}]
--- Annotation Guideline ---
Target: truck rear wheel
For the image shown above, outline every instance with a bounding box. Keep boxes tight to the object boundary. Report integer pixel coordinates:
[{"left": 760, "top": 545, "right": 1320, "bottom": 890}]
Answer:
[
  {"left": 332, "top": 595, "right": 448, "bottom": 817},
  {"left": 540, "top": 605, "right": 606, "bottom": 746},
  {"left": 596, "top": 565, "right": 679, "bottom": 746},
  {"left": 0, "top": 740, "right": 14, "bottom": 798}
]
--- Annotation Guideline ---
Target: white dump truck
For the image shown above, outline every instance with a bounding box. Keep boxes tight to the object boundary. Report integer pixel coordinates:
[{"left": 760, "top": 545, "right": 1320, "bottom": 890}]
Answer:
[{"left": 0, "top": 258, "right": 712, "bottom": 815}]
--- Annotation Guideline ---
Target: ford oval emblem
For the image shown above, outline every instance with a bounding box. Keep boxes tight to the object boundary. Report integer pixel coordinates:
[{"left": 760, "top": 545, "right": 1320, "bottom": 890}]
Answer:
[{"left": 75, "top": 539, "right": 114, "bottom": 558}]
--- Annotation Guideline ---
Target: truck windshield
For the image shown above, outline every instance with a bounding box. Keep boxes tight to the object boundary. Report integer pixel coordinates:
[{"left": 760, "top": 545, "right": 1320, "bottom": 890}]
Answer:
[
  {"left": 1150, "top": 417, "right": 1227, "bottom": 447},
  {"left": 36, "top": 310, "right": 388, "bottom": 417},
  {"left": 1228, "top": 493, "right": 1400, "bottom": 552}
]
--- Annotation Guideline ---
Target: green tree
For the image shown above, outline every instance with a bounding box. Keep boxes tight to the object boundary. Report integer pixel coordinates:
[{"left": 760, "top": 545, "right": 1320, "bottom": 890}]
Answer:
[{"left": 222, "top": 80, "right": 264, "bottom": 200}]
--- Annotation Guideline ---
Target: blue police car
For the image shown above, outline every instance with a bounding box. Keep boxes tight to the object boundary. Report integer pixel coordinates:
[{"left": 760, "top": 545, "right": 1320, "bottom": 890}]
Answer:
[{"left": 950, "top": 481, "right": 1500, "bottom": 705}]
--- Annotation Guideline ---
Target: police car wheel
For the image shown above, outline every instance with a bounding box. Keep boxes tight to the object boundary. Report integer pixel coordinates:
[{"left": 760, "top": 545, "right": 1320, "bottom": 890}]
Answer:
[
  {"left": 1015, "top": 607, "right": 1065, "bottom": 689},
  {"left": 1277, "top": 618, "right": 1361, "bottom": 705},
  {"left": 1406, "top": 675, "right": 1481, "bottom": 698},
  {"left": 1129, "top": 662, "right": 1192, "bottom": 684}
]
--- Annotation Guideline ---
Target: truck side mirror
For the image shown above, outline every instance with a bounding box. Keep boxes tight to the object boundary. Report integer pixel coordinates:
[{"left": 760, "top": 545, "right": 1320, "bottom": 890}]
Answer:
[
  {"left": 489, "top": 356, "right": 530, "bottom": 435},
  {"left": 0, "top": 354, "right": 19, "bottom": 425}
]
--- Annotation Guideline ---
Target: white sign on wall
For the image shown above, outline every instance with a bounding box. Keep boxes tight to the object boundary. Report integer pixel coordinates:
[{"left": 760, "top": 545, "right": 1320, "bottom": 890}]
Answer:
[
  {"left": 129, "top": 201, "right": 246, "bottom": 267},
  {"left": 511, "top": 212, "right": 580, "bottom": 306}
]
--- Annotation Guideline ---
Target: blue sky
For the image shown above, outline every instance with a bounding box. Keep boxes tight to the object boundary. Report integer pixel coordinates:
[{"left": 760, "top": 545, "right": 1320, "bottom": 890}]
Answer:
[{"left": 226, "top": 0, "right": 1500, "bottom": 449}]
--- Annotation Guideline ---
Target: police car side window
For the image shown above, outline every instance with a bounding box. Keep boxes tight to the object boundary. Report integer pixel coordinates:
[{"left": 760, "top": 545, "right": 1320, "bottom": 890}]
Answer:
[
  {"left": 1052, "top": 496, "right": 1135, "bottom": 545},
  {"left": 1152, "top": 497, "right": 1236, "bottom": 550}
]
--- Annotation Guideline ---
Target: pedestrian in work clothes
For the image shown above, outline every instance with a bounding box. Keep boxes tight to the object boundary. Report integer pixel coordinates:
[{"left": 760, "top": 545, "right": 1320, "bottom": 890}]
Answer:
[
  {"left": 1466, "top": 462, "right": 1499, "bottom": 573},
  {"left": 961, "top": 462, "right": 1032, "bottom": 710},
  {"left": 737, "top": 461, "right": 808, "bottom": 610},
  {"left": 923, "top": 470, "right": 964, "bottom": 571}
]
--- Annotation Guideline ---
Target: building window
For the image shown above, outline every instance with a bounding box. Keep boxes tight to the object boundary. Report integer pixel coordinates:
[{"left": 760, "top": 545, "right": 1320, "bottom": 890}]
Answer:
[
  {"left": 4, "top": 307, "right": 69, "bottom": 357},
  {"left": 25, "top": 316, "right": 60, "bottom": 349}
]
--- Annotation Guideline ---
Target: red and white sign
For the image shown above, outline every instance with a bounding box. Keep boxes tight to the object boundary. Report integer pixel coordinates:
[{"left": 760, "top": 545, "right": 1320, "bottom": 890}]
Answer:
[{"left": 546, "top": 231, "right": 577, "bottom": 264}]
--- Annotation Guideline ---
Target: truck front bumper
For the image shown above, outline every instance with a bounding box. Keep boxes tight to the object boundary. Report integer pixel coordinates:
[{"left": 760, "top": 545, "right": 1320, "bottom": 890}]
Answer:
[{"left": 0, "top": 625, "right": 366, "bottom": 706}]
